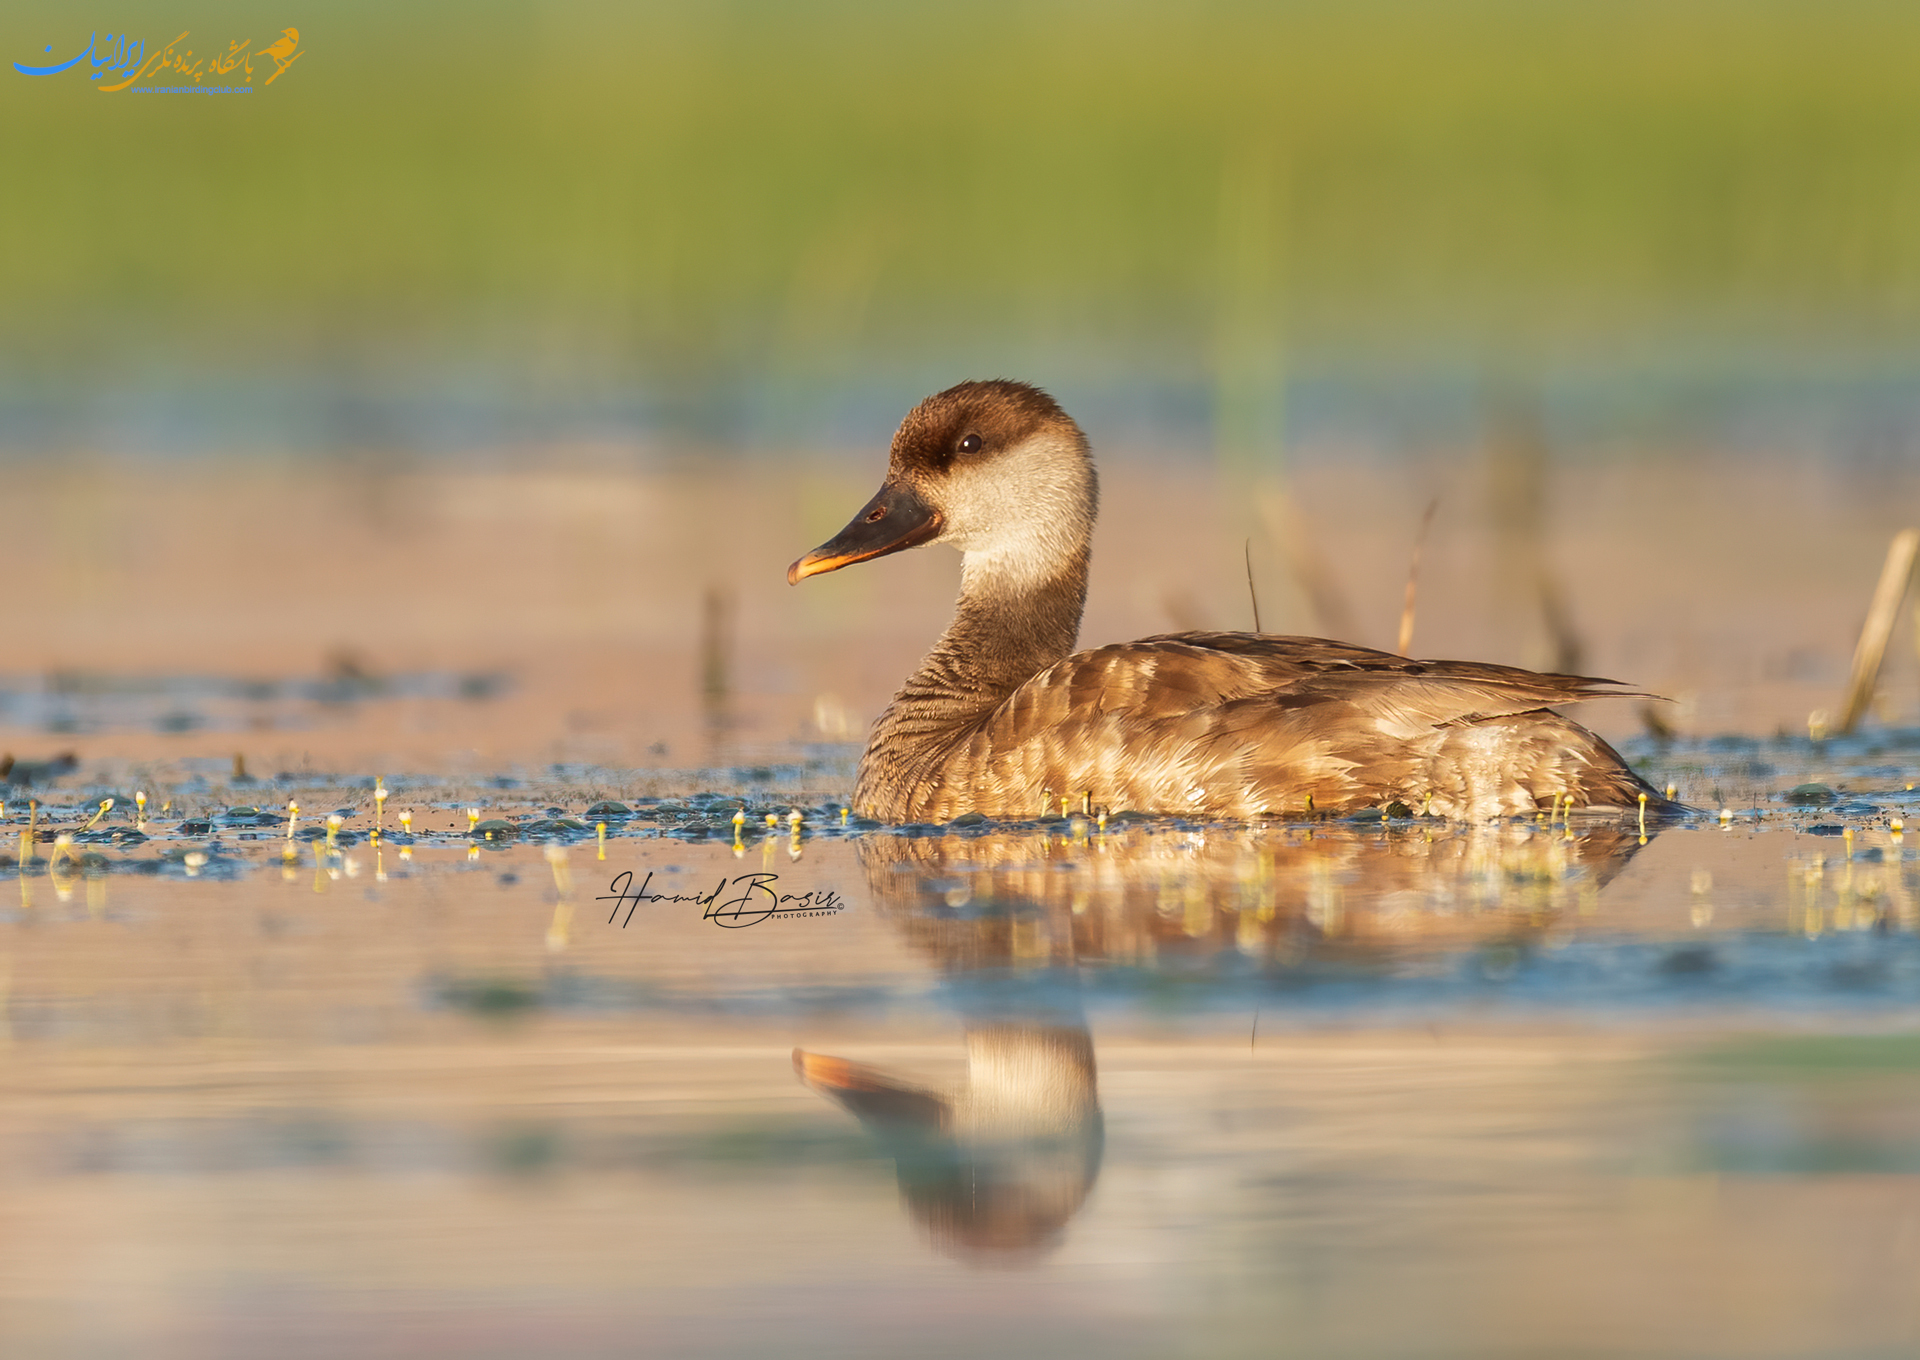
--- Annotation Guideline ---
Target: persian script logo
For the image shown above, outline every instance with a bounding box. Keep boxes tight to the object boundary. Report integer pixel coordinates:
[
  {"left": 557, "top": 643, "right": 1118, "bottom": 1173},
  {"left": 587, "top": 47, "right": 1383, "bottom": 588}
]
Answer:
[{"left": 14, "top": 28, "right": 303, "bottom": 91}]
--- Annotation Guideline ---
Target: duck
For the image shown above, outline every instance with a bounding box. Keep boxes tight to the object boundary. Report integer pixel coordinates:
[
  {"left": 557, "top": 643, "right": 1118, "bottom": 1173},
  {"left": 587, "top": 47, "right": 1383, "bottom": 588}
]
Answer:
[{"left": 788, "top": 379, "right": 1673, "bottom": 824}]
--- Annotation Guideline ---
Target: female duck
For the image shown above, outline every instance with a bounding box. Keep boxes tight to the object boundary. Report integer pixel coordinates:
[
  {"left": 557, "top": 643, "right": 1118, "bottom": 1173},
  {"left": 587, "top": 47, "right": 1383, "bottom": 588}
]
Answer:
[{"left": 789, "top": 380, "right": 1668, "bottom": 824}]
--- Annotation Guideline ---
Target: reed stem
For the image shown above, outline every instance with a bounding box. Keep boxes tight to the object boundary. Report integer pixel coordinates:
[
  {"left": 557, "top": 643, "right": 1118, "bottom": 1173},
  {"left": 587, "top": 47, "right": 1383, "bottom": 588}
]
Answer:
[{"left": 1838, "top": 528, "right": 1919, "bottom": 734}]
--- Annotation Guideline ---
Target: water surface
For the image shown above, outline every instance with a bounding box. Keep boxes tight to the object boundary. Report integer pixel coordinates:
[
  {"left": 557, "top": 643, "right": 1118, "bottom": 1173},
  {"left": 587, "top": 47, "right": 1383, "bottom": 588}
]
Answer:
[{"left": 1, "top": 718, "right": 1915, "bottom": 1357}]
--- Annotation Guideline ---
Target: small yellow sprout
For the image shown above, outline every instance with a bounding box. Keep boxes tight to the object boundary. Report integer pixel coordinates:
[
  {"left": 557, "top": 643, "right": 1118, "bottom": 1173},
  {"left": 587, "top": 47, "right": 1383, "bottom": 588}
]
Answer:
[
  {"left": 327, "top": 814, "right": 342, "bottom": 847},
  {"left": 466, "top": 808, "right": 480, "bottom": 832}
]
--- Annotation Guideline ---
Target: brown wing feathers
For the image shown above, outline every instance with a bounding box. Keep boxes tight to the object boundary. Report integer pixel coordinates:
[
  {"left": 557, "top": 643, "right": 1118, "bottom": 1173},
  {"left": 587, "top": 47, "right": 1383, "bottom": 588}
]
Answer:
[{"left": 951, "top": 634, "right": 1656, "bottom": 821}]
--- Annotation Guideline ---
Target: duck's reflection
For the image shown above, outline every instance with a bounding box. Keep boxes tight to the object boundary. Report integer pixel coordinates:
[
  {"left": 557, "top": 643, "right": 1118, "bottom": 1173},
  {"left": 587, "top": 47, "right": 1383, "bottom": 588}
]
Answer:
[
  {"left": 862, "top": 817, "right": 1651, "bottom": 966},
  {"left": 797, "top": 816, "right": 1652, "bottom": 1258},
  {"left": 795, "top": 1022, "right": 1101, "bottom": 1260}
]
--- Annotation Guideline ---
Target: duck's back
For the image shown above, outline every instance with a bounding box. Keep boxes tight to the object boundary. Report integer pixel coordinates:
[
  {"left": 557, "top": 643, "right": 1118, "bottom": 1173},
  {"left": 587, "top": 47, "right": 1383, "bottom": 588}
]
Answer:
[{"left": 856, "top": 632, "right": 1662, "bottom": 823}]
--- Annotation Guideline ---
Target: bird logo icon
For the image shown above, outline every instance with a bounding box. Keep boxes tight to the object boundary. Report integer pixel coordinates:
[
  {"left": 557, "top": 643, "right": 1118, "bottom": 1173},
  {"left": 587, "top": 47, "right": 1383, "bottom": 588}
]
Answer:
[{"left": 261, "top": 27, "right": 300, "bottom": 84}]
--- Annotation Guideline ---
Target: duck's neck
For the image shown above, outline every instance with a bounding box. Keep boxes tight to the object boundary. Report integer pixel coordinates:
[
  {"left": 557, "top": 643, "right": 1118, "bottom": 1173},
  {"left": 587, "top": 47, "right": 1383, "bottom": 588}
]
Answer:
[{"left": 895, "top": 542, "right": 1090, "bottom": 724}]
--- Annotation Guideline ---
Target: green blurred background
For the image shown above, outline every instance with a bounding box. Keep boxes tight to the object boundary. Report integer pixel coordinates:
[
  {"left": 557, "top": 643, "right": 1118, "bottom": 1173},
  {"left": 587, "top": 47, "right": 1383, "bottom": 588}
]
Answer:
[{"left": 6, "top": 0, "right": 1920, "bottom": 453}]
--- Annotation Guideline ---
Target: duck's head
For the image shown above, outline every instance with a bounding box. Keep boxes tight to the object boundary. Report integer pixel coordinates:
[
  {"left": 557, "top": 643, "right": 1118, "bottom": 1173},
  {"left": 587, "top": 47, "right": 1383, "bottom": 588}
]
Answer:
[{"left": 788, "top": 379, "right": 1096, "bottom": 588}]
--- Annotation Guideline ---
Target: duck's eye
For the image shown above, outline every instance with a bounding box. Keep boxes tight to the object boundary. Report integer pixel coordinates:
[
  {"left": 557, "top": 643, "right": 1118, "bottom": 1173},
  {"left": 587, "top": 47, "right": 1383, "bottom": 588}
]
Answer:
[{"left": 958, "top": 434, "right": 981, "bottom": 454}]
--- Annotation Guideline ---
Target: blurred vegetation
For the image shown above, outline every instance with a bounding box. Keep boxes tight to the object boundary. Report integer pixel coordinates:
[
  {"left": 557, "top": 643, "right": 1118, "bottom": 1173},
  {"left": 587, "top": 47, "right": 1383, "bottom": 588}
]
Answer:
[{"left": 6, "top": 0, "right": 1920, "bottom": 390}]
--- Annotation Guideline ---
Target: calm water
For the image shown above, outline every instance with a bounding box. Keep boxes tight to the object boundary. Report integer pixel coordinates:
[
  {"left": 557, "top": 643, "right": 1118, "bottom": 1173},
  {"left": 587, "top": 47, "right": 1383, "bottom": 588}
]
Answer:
[
  {"left": 0, "top": 445, "right": 1912, "bottom": 1354},
  {"left": 1, "top": 715, "right": 1916, "bottom": 1358}
]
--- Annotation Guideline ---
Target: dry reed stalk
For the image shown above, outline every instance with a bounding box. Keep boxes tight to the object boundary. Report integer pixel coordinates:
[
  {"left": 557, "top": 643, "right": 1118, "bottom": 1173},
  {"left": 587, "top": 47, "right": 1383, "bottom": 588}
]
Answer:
[
  {"left": 1258, "top": 488, "right": 1358, "bottom": 642},
  {"left": 1396, "top": 497, "right": 1440, "bottom": 656},
  {"left": 1838, "top": 527, "right": 1919, "bottom": 734},
  {"left": 1483, "top": 382, "right": 1585, "bottom": 673},
  {"left": 1244, "top": 539, "right": 1263, "bottom": 633},
  {"left": 702, "top": 583, "right": 735, "bottom": 756}
]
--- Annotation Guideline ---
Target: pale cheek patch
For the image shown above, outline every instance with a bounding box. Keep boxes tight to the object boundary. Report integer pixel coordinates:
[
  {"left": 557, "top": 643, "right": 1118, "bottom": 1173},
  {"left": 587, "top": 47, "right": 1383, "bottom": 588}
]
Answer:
[{"left": 942, "top": 435, "right": 1092, "bottom": 594}]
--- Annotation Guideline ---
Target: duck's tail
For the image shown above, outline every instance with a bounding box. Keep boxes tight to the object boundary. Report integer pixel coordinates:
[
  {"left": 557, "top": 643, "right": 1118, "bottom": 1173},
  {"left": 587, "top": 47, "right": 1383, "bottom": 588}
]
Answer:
[{"left": 1567, "top": 727, "right": 1688, "bottom": 817}]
